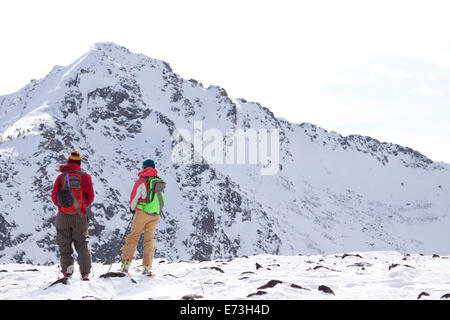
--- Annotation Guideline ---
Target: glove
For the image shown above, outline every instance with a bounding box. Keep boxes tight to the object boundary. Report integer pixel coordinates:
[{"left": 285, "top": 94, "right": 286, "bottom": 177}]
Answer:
[{"left": 130, "top": 208, "right": 136, "bottom": 215}]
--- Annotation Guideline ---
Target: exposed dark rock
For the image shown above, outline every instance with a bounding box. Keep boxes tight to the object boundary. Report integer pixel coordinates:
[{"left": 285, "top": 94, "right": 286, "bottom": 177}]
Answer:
[
  {"left": 255, "top": 263, "right": 263, "bottom": 270},
  {"left": 441, "top": 293, "right": 450, "bottom": 299},
  {"left": 257, "top": 280, "right": 283, "bottom": 290},
  {"left": 178, "top": 260, "right": 196, "bottom": 264},
  {"left": 181, "top": 294, "right": 203, "bottom": 300},
  {"left": 341, "top": 253, "right": 363, "bottom": 259},
  {"left": 307, "top": 265, "right": 340, "bottom": 272},
  {"left": 432, "top": 254, "right": 440, "bottom": 258},
  {"left": 247, "top": 290, "right": 268, "bottom": 297},
  {"left": 318, "top": 285, "right": 335, "bottom": 295},
  {"left": 269, "top": 263, "right": 280, "bottom": 267},
  {"left": 388, "top": 264, "right": 415, "bottom": 271},
  {"left": 13, "top": 269, "right": 38, "bottom": 272},
  {"left": 99, "top": 272, "right": 126, "bottom": 278},
  {"left": 346, "top": 262, "right": 372, "bottom": 268},
  {"left": 291, "top": 284, "right": 310, "bottom": 291},
  {"left": 44, "top": 277, "right": 69, "bottom": 289},
  {"left": 200, "top": 266, "right": 224, "bottom": 273},
  {"left": 417, "top": 292, "right": 430, "bottom": 299},
  {"left": 82, "top": 295, "right": 101, "bottom": 300}
]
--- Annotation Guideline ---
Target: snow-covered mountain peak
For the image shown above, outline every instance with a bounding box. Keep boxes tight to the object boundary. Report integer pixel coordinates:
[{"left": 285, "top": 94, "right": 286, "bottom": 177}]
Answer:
[{"left": 1, "top": 43, "right": 449, "bottom": 265}]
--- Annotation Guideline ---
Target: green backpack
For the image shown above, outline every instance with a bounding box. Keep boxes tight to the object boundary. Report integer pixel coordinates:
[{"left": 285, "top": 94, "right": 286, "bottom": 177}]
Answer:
[{"left": 136, "top": 176, "right": 166, "bottom": 218}]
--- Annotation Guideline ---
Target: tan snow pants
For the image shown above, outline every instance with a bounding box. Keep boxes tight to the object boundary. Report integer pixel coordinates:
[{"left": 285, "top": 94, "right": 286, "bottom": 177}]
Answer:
[{"left": 121, "top": 209, "right": 160, "bottom": 267}]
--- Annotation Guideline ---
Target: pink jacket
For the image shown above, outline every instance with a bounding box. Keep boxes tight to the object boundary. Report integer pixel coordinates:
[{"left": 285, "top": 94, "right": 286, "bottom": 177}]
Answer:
[{"left": 129, "top": 167, "right": 158, "bottom": 210}]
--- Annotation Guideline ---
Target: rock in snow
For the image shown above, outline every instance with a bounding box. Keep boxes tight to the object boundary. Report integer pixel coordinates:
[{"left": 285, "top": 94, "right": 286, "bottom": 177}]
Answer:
[
  {"left": 318, "top": 285, "right": 335, "bottom": 295},
  {"left": 417, "top": 291, "right": 430, "bottom": 299},
  {"left": 257, "top": 280, "right": 283, "bottom": 289}
]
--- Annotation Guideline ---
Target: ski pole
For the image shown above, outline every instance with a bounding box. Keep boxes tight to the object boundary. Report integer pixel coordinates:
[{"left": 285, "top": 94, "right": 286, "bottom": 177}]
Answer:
[{"left": 106, "top": 216, "right": 133, "bottom": 273}]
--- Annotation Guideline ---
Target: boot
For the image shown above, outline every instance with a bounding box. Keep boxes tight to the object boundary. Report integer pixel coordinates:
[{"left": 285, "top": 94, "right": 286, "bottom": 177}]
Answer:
[
  {"left": 142, "top": 265, "right": 154, "bottom": 277},
  {"left": 120, "top": 260, "right": 131, "bottom": 274}
]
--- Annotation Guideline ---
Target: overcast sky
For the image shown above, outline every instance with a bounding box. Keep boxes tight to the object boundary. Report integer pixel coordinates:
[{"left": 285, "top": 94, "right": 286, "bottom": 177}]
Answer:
[{"left": 1, "top": 0, "right": 449, "bottom": 162}]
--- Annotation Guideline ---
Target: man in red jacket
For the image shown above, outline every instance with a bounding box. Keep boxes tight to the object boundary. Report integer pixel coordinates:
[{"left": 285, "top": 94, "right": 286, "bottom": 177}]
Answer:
[{"left": 51, "top": 150, "right": 94, "bottom": 280}]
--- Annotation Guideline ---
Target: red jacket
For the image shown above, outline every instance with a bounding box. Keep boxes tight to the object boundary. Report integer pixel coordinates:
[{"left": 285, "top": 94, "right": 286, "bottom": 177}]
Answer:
[{"left": 51, "top": 163, "right": 95, "bottom": 214}]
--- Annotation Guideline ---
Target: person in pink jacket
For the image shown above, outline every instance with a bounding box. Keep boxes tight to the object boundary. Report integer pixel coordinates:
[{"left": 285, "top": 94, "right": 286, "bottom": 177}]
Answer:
[{"left": 120, "top": 159, "right": 160, "bottom": 276}]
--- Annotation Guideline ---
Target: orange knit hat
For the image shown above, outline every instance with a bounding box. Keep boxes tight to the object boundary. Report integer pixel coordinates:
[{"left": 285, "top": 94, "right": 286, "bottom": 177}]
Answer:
[{"left": 68, "top": 150, "right": 82, "bottom": 162}]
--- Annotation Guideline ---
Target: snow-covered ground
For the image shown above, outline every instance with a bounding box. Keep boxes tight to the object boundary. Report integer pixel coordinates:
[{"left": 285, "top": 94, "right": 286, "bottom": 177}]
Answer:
[{"left": 1, "top": 251, "right": 449, "bottom": 300}]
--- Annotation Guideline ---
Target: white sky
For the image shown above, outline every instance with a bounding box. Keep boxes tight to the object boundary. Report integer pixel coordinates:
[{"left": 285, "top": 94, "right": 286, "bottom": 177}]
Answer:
[{"left": 1, "top": 0, "right": 449, "bottom": 162}]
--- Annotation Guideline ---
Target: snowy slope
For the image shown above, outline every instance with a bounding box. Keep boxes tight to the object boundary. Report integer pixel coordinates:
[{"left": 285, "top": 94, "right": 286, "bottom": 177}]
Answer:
[
  {"left": 1, "top": 251, "right": 450, "bottom": 300},
  {"left": 1, "top": 42, "right": 450, "bottom": 265}
]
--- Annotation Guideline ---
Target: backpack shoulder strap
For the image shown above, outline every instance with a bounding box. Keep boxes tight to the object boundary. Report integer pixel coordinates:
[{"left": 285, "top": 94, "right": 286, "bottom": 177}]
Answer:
[
  {"left": 145, "top": 177, "right": 153, "bottom": 202},
  {"left": 68, "top": 170, "right": 85, "bottom": 175}
]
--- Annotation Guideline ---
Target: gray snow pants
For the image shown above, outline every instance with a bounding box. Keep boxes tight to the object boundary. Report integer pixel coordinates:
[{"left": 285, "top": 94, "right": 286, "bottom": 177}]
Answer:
[{"left": 55, "top": 212, "right": 92, "bottom": 276}]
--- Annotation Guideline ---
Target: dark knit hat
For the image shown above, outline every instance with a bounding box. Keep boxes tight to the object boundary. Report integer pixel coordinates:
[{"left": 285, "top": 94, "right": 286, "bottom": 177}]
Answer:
[
  {"left": 143, "top": 159, "right": 155, "bottom": 169},
  {"left": 68, "top": 150, "right": 81, "bottom": 165}
]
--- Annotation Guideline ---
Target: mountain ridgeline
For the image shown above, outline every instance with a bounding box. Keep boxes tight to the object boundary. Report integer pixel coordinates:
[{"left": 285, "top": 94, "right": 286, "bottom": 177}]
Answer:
[{"left": 0, "top": 42, "right": 449, "bottom": 264}]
